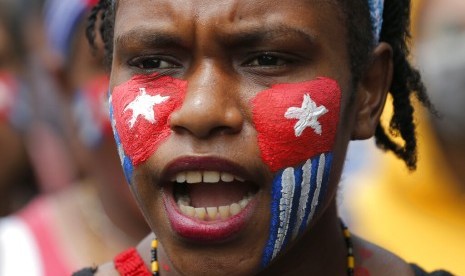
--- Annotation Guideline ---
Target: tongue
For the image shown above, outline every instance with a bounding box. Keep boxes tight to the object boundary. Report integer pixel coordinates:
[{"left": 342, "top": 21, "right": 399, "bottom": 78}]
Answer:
[{"left": 189, "top": 182, "right": 252, "bottom": 208}]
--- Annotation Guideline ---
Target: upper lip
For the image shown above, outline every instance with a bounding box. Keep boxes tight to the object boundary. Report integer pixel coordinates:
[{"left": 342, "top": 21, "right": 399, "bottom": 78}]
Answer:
[{"left": 160, "top": 156, "right": 255, "bottom": 184}]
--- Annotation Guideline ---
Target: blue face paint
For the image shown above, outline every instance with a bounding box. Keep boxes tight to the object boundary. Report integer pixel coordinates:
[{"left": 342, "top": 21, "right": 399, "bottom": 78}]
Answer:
[
  {"left": 261, "top": 153, "right": 333, "bottom": 267},
  {"left": 109, "top": 94, "right": 134, "bottom": 184}
]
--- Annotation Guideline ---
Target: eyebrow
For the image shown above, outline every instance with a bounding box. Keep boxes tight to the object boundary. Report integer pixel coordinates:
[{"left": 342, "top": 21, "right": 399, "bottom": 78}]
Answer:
[
  {"left": 115, "top": 24, "right": 317, "bottom": 51},
  {"left": 220, "top": 25, "right": 318, "bottom": 48},
  {"left": 115, "top": 28, "right": 186, "bottom": 50}
]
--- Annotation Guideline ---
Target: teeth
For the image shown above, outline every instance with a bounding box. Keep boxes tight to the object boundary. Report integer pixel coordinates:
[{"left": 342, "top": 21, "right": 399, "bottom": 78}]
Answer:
[
  {"left": 184, "top": 206, "right": 195, "bottom": 217},
  {"left": 178, "top": 195, "right": 190, "bottom": 206},
  {"left": 195, "top": 207, "right": 207, "bottom": 220},
  {"left": 220, "top": 172, "right": 234, "bottom": 182},
  {"left": 176, "top": 172, "right": 186, "bottom": 183},
  {"left": 186, "top": 171, "right": 202, "bottom": 183},
  {"left": 230, "top": 203, "right": 241, "bottom": 216},
  {"left": 206, "top": 207, "right": 218, "bottom": 219},
  {"left": 218, "top": 206, "right": 230, "bottom": 219},
  {"left": 203, "top": 171, "right": 220, "bottom": 183},
  {"left": 235, "top": 176, "right": 245, "bottom": 182},
  {"left": 173, "top": 171, "right": 246, "bottom": 184},
  {"left": 177, "top": 193, "right": 254, "bottom": 221}
]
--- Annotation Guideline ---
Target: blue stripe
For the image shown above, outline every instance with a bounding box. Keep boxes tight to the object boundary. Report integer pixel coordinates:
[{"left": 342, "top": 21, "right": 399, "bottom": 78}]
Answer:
[
  {"left": 110, "top": 101, "right": 134, "bottom": 184},
  {"left": 261, "top": 169, "right": 284, "bottom": 267}
]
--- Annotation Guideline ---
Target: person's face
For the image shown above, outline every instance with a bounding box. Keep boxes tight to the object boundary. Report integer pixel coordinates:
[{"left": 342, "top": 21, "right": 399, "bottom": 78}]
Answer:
[{"left": 110, "top": 0, "right": 358, "bottom": 274}]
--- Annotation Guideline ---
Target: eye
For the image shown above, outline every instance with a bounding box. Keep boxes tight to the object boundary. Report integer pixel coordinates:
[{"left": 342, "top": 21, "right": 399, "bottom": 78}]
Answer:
[
  {"left": 244, "top": 54, "right": 288, "bottom": 67},
  {"left": 129, "top": 56, "right": 181, "bottom": 70}
]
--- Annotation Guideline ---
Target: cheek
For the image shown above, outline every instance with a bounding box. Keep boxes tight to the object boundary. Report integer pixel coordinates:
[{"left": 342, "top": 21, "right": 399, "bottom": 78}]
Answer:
[
  {"left": 110, "top": 74, "right": 187, "bottom": 183},
  {"left": 251, "top": 78, "right": 341, "bottom": 267},
  {"left": 251, "top": 77, "right": 341, "bottom": 172}
]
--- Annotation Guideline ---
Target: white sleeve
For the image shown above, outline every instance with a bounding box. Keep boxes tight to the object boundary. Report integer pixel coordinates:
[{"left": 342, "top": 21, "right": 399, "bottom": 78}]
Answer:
[{"left": 0, "top": 216, "right": 43, "bottom": 276}]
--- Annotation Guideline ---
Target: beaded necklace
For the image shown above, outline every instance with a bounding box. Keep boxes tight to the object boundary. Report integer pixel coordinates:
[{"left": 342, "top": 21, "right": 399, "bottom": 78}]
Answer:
[{"left": 150, "top": 220, "right": 354, "bottom": 276}]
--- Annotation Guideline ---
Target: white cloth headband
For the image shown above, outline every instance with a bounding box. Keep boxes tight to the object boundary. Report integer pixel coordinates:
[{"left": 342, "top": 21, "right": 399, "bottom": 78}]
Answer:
[{"left": 368, "top": 0, "right": 385, "bottom": 43}]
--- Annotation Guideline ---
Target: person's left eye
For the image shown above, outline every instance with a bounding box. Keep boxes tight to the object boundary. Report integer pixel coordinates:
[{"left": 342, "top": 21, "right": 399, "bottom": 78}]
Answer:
[
  {"left": 243, "top": 53, "right": 289, "bottom": 67},
  {"left": 129, "top": 56, "right": 181, "bottom": 70}
]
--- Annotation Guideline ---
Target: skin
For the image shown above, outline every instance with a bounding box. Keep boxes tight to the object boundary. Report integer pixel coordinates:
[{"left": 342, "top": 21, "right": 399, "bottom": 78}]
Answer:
[{"left": 97, "top": 0, "right": 414, "bottom": 275}]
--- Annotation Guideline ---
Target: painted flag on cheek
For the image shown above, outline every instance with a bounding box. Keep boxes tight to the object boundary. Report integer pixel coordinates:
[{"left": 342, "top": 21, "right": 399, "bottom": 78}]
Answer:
[
  {"left": 251, "top": 77, "right": 341, "bottom": 172},
  {"left": 110, "top": 74, "right": 187, "bottom": 168}
]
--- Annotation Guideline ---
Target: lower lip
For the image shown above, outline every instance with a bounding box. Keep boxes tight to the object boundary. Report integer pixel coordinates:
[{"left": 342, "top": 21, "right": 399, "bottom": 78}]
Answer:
[{"left": 163, "top": 191, "right": 256, "bottom": 242}]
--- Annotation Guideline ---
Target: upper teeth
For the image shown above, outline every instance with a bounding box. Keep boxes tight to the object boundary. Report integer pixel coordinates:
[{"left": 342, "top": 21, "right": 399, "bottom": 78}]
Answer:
[{"left": 172, "top": 171, "right": 245, "bottom": 184}]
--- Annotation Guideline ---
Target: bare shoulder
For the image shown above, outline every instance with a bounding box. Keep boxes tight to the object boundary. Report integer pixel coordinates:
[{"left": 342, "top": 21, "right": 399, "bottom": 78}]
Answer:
[
  {"left": 94, "top": 262, "right": 119, "bottom": 276},
  {"left": 352, "top": 235, "right": 414, "bottom": 276}
]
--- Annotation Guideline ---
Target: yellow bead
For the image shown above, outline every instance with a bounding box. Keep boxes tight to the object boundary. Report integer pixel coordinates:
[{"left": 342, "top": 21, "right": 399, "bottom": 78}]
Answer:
[
  {"left": 343, "top": 229, "right": 350, "bottom": 237},
  {"left": 152, "top": 261, "right": 159, "bottom": 272},
  {"left": 152, "top": 240, "right": 158, "bottom": 249},
  {"left": 348, "top": 256, "right": 355, "bottom": 268}
]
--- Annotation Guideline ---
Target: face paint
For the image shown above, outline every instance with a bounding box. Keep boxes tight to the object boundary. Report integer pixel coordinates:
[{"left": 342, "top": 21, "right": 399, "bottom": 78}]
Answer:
[
  {"left": 73, "top": 75, "right": 111, "bottom": 148},
  {"left": 110, "top": 73, "right": 187, "bottom": 183},
  {"left": 251, "top": 77, "right": 341, "bottom": 267}
]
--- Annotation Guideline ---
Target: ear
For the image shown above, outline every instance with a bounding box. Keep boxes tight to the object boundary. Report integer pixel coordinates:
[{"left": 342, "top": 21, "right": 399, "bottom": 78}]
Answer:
[{"left": 351, "top": 42, "right": 393, "bottom": 140}]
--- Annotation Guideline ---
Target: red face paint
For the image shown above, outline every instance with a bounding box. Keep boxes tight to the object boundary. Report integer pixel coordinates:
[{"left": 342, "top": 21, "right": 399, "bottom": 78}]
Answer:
[
  {"left": 111, "top": 73, "right": 187, "bottom": 166},
  {"left": 251, "top": 77, "right": 341, "bottom": 172}
]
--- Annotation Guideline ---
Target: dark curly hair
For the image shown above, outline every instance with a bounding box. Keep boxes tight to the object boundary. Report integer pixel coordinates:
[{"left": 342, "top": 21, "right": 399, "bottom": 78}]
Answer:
[{"left": 86, "top": 0, "right": 434, "bottom": 170}]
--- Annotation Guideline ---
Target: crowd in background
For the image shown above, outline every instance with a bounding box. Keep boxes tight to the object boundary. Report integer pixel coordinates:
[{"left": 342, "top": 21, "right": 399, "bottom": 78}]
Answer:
[
  {"left": 0, "top": 0, "right": 148, "bottom": 275},
  {"left": 0, "top": 0, "right": 463, "bottom": 275}
]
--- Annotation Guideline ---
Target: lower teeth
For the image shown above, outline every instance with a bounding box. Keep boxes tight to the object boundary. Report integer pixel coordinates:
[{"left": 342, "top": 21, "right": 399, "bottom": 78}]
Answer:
[{"left": 176, "top": 193, "right": 253, "bottom": 221}]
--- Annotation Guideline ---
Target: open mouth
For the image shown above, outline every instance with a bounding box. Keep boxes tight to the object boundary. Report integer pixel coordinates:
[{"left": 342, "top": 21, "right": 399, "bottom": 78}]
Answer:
[
  {"left": 173, "top": 171, "right": 257, "bottom": 221},
  {"left": 162, "top": 157, "right": 260, "bottom": 242}
]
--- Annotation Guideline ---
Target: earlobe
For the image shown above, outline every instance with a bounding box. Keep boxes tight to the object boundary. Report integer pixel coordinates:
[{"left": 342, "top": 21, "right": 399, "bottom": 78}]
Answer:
[{"left": 351, "top": 42, "right": 393, "bottom": 140}]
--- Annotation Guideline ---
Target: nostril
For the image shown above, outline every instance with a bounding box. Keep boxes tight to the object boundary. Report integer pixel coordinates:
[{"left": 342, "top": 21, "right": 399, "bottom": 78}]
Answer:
[{"left": 169, "top": 107, "right": 244, "bottom": 138}]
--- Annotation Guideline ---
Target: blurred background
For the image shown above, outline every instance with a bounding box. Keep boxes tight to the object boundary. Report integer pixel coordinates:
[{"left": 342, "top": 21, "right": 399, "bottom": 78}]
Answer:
[
  {"left": 0, "top": 0, "right": 463, "bottom": 275},
  {"left": 0, "top": 0, "right": 149, "bottom": 275}
]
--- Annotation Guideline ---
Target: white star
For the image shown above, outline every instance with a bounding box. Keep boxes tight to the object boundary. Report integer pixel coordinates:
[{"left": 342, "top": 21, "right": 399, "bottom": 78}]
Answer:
[
  {"left": 124, "top": 88, "right": 169, "bottom": 128},
  {"left": 284, "top": 94, "right": 328, "bottom": 137}
]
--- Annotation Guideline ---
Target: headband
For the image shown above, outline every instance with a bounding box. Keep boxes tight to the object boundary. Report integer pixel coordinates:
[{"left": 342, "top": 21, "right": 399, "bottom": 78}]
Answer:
[
  {"left": 369, "top": 0, "right": 385, "bottom": 43},
  {"left": 44, "top": 0, "right": 99, "bottom": 61}
]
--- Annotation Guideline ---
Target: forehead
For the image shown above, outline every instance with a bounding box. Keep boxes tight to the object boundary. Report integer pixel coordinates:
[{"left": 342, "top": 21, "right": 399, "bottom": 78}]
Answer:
[{"left": 114, "top": 0, "right": 344, "bottom": 43}]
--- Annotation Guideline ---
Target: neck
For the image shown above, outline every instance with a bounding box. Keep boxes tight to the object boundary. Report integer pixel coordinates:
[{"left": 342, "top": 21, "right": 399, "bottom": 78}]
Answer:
[{"left": 96, "top": 180, "right": 149, "bottom": 244}]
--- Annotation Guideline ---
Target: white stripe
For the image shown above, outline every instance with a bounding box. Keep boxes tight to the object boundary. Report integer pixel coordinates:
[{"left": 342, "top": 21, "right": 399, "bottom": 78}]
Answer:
[
  {"left": 306, "top": 154, "right": 325, "bottom": 226},
  {"left": 272, "top": 167, "right": 295, "bottom": 259},
  {"left": 0, "top": 217, "right": 43, "bottom": 276},
  {"left": 292, "top": 159, "right": 312, "bottom": 239}
]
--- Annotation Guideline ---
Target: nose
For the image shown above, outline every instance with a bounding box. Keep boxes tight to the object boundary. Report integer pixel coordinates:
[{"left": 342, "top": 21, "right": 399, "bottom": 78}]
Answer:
[{"left": 169, "top": 64, "right": 244, "bottom": 138}]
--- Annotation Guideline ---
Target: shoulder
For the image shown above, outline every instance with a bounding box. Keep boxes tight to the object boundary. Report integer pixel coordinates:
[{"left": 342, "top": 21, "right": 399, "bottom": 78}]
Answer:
[
  {"left": 352, "top": 237, "right": 454, "bottom": 276},
  {"left": 352, "top": 235, "right": 414, "bottom": 276},
  {"left": 94, "top": 263, "right": 119, "bottom": 276},
  {"left": 72, "top": 263, "right": 118, "bottom": 276}
]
